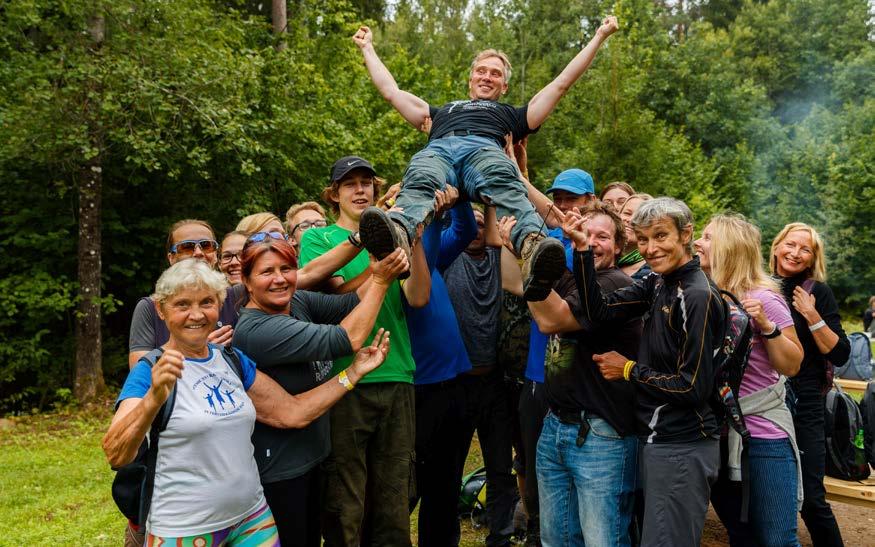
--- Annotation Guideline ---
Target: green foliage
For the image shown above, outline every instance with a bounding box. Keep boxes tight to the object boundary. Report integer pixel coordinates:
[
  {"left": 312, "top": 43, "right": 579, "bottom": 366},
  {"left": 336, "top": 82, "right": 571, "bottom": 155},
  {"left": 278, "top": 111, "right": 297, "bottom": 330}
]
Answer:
[{"left": 0, "top": 0, "right": 872, "bottom": 409}]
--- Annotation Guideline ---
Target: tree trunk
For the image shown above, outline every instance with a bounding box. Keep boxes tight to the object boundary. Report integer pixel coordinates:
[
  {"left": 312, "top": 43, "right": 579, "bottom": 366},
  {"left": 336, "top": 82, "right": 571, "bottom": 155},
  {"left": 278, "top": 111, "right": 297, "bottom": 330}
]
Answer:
[
  {"left": 74, "top": 14, "right": 106, "bottom": 402},
  {"left": 272, "top": 0, "right": 287, "bottom": 51}
]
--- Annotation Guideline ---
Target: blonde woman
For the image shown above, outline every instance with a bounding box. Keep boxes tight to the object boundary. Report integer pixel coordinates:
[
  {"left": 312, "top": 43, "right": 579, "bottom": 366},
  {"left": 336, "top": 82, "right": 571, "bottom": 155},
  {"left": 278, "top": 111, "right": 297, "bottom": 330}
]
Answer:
[
  {"left": 769, "top": 222, "right": 850, "bottom": 546},
  {"left": 695, "top": 214, "right": 803, "bottom": 547},
  {"left": 237, "top": 212, "right": 286, "bottom": 235}
]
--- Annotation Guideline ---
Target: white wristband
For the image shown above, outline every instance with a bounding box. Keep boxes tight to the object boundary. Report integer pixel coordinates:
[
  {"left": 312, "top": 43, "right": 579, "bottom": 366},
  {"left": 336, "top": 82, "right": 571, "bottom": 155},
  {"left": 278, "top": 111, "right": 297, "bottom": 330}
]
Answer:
[{"left": 809, "top": 320, "right": 826, "bottom": 332}]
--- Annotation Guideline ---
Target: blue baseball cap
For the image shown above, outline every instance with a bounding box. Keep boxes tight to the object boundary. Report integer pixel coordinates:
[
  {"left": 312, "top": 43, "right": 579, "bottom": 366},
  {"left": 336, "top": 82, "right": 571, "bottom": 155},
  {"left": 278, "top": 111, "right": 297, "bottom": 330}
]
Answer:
[{"left": 545, "top": 169, "right": 595, "bottom": 196}]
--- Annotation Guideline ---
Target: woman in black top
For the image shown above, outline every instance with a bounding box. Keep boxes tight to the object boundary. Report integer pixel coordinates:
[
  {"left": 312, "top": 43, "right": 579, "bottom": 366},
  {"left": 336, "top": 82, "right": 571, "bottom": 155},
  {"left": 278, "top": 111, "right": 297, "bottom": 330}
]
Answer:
[{"left": 770, "top": 222, "right": 850, "bottom": 547}]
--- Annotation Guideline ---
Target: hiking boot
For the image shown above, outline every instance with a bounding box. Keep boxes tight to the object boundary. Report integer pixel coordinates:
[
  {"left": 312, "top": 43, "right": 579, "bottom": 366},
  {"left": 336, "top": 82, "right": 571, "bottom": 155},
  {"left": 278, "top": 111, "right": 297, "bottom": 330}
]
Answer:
[
  {"left": 520, "top": 234, "right": 565, "bottom": 302},
  {"left": 359, "top": 206, "right": 412, "bottom": 279}
]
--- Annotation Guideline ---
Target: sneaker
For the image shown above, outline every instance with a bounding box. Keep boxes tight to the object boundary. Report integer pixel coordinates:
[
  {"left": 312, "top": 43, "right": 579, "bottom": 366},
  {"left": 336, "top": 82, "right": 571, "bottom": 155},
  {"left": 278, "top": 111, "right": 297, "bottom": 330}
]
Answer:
[
  {"left": 521, "top": 235, "right": 565, "bottom": 301},
  {"left": 359, "top": 207, "right": 412, "bottom": 279}
]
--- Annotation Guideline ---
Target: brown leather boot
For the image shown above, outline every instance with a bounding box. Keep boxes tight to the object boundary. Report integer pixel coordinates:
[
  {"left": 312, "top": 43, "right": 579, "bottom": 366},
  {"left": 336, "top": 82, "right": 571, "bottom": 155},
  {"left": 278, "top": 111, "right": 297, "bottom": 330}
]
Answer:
[
  {"left": 520, "top": 234, "right": 565, "bottom": 301},
  {"left": 359, "top": 207, "right": 412, "bottom": 279}
]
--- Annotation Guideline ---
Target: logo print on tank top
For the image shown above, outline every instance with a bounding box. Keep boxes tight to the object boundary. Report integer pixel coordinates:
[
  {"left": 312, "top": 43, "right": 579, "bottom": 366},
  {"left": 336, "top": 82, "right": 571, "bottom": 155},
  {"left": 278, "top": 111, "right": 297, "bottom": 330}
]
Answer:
[{"left": 192, "top": 372, "right": 246, "bottom": 417}]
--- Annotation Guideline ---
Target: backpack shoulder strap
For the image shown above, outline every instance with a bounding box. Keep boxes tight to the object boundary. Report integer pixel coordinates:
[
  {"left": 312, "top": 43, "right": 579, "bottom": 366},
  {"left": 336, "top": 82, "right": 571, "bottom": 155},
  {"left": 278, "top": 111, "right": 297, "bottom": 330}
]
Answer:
[
  {"left": 801, "top": 278, "right": 816, "bottom": 294},
  {"left": 213, "top": 344, "right": 245, "bottom": 382},
  {"left": 719, "top": 288, "right": 744, "bottom": 307},
  {"left": 135, "top": 347, "right": 170, "bottom": 526},
  {"left": 137, "top": 348, "right": 175, "bottom": 433}
]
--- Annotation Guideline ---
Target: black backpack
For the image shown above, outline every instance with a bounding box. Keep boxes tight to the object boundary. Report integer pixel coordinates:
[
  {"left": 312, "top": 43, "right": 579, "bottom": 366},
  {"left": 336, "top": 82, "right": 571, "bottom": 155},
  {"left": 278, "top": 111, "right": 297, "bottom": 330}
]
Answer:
[
  {"left": 110, "top": 345, "right": 244, "bottom": 526},
  {"left": 861, "top": 381, "right": 875, "bottom": 468},
  {"left": 713, "top": 290, "right": 755, "bottom": 438},
  {"left": 823, "top": 383, "right": 870, "bottom": 481},
  {"left": 712, "top": 289, "right": 756, "bottom": 520}
]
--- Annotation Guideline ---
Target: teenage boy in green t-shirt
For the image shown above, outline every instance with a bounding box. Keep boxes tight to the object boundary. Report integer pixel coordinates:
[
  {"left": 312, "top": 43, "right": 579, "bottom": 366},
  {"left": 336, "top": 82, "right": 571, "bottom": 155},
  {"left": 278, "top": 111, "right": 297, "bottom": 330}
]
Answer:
[{"left": 299, "top": 155, "right": 429, "bottom": 547}]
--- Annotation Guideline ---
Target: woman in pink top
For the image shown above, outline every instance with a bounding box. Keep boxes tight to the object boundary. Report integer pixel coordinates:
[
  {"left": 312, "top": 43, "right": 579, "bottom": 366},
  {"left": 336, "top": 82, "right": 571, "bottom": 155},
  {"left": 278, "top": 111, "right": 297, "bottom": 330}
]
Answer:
[{"left": 695, "top": 214, "right": 804, "bottom": 547}]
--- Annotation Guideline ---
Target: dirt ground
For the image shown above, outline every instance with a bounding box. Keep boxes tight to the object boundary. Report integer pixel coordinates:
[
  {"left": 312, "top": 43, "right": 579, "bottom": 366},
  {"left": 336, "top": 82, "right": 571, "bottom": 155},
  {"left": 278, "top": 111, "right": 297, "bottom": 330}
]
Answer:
[{"left": 701, "top": 502, "right": 875, "bottom": 546}]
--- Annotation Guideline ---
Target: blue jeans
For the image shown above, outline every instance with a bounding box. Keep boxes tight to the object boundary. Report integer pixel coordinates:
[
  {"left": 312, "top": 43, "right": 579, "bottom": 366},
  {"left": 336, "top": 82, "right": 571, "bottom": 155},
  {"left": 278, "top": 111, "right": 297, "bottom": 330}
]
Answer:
[
  {"left": 711, "top": 437, "right": 801, "bottom": 547},
  {"left": 392, "top": 135, "right": 546, "bottom": 252},
  {"left": 537, "top": 412, "right": 638, "bottom": 547}
]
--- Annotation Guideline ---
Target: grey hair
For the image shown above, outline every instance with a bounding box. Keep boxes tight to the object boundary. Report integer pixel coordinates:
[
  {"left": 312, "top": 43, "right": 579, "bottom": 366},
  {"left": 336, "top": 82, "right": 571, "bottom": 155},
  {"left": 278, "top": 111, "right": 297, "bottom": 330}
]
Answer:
[
  {"left": 152, "top": 259, "right": 229, "bottom": 307},
  {"left": 631, "top": 197, "right": 695, "bottom": 254}
]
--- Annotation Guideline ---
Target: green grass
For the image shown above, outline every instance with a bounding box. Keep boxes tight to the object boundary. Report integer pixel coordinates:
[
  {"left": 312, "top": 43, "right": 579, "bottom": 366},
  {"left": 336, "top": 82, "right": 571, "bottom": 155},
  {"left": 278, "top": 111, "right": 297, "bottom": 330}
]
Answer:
[
  {"left": 841, "top": 312, "right": 864, "bottom": 335},
  {"left": 0, "top": 403, "right": 492, "bottom": 546},
  {"left": 0, "top": 403, "right": 118, "bottom": 546}
]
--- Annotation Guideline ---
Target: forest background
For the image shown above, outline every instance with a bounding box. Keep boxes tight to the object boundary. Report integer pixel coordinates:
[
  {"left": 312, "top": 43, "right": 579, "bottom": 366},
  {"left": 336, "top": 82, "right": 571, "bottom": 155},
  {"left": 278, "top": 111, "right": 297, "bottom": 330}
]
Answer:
[{"left": 1, "top": 0, "right": 873, "bottom": 412}]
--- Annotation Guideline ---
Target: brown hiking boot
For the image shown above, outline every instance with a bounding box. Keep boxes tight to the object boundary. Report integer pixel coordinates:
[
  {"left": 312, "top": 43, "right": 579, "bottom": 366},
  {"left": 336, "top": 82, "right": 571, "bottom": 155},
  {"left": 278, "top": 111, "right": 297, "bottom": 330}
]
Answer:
[
  {"left": 520, "top": 234, "right": 565, "bottom": 301},
  {"left": 359, "top": 207, "right": 412, "bottom": 279}
]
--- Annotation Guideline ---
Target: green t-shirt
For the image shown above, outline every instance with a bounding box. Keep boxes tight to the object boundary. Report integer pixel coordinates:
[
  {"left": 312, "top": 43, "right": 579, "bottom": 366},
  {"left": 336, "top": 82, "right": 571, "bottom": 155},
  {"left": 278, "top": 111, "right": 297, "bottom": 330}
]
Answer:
[{"left": 299, "top": 224, "right": 415, "bottom": 384}]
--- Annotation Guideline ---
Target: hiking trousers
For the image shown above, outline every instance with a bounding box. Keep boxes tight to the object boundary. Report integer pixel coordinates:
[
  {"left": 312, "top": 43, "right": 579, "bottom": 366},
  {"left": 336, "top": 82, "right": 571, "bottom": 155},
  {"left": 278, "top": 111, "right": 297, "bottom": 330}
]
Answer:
[
  {"left": 411, "top": 377, "right": 468, "bottom": 547},
  {"left": 392, "top": 135, "right": 545, "bottom": 253},
  {"left": 321, "top": 382, "right": 415, "bottom": 547},
  {"left": 639, "top": 438, "right": 719, "bottom": 547}
]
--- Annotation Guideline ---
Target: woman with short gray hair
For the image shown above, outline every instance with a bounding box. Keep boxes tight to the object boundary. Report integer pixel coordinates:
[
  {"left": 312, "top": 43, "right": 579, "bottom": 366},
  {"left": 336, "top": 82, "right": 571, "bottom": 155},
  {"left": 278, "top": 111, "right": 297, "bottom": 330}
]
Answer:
[
  {"left": 103, "top": 259, "right": 391, "bottom": 544},
  {"left": 563, "top": 196, "right": 725, "bottom": 547}
]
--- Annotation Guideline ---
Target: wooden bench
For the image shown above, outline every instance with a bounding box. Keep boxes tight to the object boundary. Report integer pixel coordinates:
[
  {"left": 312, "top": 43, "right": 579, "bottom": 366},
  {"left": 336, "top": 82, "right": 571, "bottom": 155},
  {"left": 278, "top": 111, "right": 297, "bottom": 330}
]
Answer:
[
  {"left": 824, "top": 474, "right": 875, "bottom": 509},
  {"left": 835, "top": 377, "right": 868, "bottom": 398}
]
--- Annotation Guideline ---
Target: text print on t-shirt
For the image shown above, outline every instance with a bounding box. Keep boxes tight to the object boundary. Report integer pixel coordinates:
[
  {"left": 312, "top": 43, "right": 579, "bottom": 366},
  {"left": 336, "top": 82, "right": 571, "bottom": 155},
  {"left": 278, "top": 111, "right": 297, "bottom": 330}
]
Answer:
[
  {"left": 312, "top": 360, "right": 332, "bottom": 382},
  {"left": 447, "top": 100, "right": 501, "bottom": 115},
  {"left": 192, "top": 372, "right": 247, "bottom": 417}
]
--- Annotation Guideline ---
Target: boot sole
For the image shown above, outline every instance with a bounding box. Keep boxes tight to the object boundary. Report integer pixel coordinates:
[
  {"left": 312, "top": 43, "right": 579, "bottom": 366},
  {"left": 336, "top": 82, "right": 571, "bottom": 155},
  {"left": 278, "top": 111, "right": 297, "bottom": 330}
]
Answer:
[
  {"left": 359, "top": 207, "right": 411, "bottom": 280},
  {"left": 523, "top": 239, "right": 566, "bottom": 301}
]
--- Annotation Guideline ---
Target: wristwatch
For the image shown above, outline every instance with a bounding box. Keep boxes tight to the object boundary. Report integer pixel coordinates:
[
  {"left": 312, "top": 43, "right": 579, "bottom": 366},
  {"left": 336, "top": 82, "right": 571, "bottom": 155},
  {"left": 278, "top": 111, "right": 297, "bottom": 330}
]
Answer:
[{"left": 762, "top": 323, "right": 782, "bottom": 339}]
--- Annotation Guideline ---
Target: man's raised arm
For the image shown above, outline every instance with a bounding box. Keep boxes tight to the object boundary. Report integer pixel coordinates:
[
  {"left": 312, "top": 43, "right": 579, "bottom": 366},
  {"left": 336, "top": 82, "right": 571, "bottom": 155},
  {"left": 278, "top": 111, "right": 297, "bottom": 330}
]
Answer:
[
  {"left": 353, "top": 26, "right": 430, "bottom": 128},
  {"left": 526, "top": 16, "right": 618, "bottom": 129}
]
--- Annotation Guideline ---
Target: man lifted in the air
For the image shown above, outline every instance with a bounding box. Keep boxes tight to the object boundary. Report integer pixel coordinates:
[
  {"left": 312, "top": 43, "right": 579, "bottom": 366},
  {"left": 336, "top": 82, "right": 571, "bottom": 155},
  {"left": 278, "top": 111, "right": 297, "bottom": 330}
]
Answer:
[{"left": 354, "top": 16, "right": 619, "bottom": 301}]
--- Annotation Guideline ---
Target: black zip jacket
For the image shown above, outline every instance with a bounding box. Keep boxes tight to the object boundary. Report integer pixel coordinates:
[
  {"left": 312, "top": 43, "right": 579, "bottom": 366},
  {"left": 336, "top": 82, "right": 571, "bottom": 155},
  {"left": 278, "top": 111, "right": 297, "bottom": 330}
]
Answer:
[{"left": 573, "top": 250, "right": 725, "bottom": 443}]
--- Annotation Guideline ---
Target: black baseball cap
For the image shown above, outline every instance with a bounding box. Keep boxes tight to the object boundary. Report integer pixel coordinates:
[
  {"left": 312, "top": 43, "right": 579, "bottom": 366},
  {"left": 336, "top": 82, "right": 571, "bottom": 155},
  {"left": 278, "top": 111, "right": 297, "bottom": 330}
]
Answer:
[{"left": 330, "top": 156, "right": 377, "bottom": 183}]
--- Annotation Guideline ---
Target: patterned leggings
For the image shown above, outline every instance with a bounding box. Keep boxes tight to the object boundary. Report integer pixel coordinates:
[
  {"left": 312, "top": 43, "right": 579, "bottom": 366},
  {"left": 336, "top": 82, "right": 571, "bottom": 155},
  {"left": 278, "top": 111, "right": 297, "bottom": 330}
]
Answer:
[{"left": 146, "top": 504, "right": 279, "bottom": 546}]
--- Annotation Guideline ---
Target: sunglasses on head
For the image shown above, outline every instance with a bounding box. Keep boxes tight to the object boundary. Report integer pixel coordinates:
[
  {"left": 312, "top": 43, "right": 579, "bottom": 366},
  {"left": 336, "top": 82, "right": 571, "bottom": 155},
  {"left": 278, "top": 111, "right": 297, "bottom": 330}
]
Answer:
[
  {"left": 170, "top": 239, "right": 219, "bottom": 255},
  {"left": 244, "top": 231, "right": 288, "bottom": 248}
]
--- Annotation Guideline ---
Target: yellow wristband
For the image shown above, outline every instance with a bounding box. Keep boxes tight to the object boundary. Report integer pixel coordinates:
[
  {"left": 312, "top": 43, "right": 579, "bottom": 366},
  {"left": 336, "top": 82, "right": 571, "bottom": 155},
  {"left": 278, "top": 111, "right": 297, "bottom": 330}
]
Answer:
[
  {"left": 338, "top": 369, "right": 354, "bottom": 391},
  {"left": 623, "top": 360, "right": 635, "bottom": 381}
]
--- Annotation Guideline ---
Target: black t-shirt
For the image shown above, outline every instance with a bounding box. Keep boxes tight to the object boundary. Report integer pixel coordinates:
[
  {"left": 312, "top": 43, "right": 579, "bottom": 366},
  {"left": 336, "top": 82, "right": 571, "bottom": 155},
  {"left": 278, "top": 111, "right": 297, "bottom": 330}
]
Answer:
[
  {"left": 545, "top": 268, "right": 643, "bottom": 436},
  {"left": 428, "top": 100, "right": 537, "bottom": 146}
]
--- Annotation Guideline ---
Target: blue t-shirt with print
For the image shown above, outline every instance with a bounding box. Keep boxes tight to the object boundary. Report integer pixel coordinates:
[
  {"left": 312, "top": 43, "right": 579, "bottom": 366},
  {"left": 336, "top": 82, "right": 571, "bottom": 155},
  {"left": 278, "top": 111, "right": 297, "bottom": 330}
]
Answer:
[{"left": 524, "top": 227, "right": 573, "bottom": 383}]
